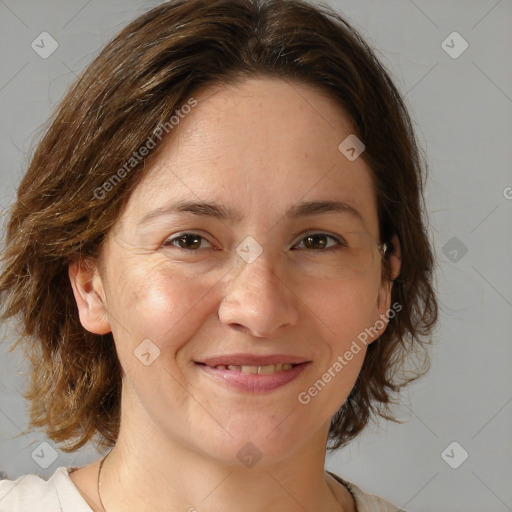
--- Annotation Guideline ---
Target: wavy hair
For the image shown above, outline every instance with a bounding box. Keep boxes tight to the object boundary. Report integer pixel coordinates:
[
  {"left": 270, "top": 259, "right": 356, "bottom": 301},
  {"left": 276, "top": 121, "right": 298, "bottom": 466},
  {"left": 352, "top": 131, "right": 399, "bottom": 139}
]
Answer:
[{"left": 0, "top": 0, "right": 437, "bottom": 452}]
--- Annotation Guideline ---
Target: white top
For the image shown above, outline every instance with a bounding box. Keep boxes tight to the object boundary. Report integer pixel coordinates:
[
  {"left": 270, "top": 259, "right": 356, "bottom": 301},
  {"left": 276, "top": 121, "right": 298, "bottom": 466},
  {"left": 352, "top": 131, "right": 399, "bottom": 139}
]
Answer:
[{"left": 0, "top": 467, "right": 405, "bottom": 511}]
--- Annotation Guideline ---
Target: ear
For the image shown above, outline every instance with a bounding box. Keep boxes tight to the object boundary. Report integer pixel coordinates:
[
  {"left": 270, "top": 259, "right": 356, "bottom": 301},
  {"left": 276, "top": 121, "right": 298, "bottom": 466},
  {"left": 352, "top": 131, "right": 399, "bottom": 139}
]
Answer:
[
  {"left": 68, "top": 256, "right": 112, "bottom": 335},
  {"left": 369, "top": 233, "right": 402, "bottom": 343}
]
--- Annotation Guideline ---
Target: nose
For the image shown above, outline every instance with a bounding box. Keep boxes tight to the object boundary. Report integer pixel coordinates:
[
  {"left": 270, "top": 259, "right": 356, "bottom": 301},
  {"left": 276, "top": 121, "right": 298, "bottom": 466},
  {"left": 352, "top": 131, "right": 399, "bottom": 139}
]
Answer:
[{"left": 218, "top": 253, "right": 300, "bottom": 338}]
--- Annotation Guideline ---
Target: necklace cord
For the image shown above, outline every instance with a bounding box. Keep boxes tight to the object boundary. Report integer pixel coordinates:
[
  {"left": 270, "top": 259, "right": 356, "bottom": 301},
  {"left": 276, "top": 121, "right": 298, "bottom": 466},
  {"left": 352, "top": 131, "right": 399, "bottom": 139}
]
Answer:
[
  {"left": 97, "top": 450, "right": 112, "bottom": 512},
  {"left": 96, "top": 452, "right": 355, "bottom": 511}
]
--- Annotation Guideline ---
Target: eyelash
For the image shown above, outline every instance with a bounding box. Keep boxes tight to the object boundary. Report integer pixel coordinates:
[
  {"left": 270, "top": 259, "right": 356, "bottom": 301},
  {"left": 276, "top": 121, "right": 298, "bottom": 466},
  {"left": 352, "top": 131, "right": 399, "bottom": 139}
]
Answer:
[{"left": 163, "top": 232, "right": 347, "bottom": 252}]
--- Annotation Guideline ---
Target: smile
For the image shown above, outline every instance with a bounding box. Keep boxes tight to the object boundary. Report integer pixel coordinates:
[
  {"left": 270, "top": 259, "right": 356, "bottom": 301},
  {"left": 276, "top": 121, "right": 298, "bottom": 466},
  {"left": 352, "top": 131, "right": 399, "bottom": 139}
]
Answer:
[
  {"left": 209, "top": 363, "right": 295, "bottom": 374},
  {"left": 195, "top": 361, "right": 311, "bottom": 392}
]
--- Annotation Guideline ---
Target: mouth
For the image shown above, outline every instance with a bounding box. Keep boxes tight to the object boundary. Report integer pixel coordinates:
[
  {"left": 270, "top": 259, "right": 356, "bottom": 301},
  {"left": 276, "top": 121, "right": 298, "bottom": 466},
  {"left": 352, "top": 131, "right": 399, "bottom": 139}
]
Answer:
[
  {"left": 194, "top": 355, "right": 311, "bottom": 392},
  {"left": 196, "top": 362, "right": 300, "bottom": 375}
]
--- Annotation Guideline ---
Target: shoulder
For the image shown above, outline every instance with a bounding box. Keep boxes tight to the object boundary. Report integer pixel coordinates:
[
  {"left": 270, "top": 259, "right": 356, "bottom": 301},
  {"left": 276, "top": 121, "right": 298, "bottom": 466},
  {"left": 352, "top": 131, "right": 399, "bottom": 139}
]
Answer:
[
  {"left": 327, "top": 471, "right": 407, "bottom": 512},
  {"left": 0, "top": 467, "right": 92, "bottom": 512}
]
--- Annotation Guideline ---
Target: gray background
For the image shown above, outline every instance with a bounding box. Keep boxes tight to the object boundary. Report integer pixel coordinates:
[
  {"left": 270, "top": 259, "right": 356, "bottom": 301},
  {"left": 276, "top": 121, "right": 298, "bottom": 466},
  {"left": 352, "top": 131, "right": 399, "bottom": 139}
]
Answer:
[{"left": 0, "top": 1, "right": 511, "bottom": 511}]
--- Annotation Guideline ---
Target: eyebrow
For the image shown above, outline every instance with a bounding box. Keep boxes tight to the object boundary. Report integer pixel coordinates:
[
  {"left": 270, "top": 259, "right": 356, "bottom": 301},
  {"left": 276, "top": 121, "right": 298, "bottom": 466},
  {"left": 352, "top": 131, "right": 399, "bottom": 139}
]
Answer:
[{"left": 136, "top": 198, "right": 364, "bottom": 227}]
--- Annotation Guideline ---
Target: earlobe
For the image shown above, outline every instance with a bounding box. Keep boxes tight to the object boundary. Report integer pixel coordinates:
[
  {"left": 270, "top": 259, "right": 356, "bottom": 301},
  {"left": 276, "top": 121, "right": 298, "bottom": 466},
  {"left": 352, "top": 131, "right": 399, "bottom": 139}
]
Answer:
[
  {"left": 68, "top": 256, "right": 111, "bottom": 335},
  {"left": 377, "top": 233, "right": 402, "bottom": 308},
  {"left": 388, "top": 233, "right": 402, "bottom": 281},
  {"left": 370, "top": 233, "right": 402, "bottom": 343}
]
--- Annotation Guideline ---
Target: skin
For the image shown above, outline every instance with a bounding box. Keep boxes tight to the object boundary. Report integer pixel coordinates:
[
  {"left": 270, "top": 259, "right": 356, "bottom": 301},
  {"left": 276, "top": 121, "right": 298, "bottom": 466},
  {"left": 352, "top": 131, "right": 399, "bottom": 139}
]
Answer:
[{"left": 68, "top": 77, "right": 401, "bottom": 512}]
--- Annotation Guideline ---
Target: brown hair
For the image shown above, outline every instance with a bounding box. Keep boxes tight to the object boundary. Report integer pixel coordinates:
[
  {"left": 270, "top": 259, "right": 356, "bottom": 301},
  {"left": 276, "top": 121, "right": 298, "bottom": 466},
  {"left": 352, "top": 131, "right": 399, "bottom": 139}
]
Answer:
[{"left": 0, "top": 0, "right": 437, "bottom": 453}]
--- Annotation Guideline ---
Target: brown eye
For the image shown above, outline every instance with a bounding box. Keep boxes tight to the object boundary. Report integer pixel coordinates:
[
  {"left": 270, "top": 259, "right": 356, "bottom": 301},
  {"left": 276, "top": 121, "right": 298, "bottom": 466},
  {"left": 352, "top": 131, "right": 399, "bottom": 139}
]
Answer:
[
  {"left": 164, "top": 233, "right": 211, "bottom": 250},
  {"left": 294, "top": 233, "right": 343, "bottom": 251}
]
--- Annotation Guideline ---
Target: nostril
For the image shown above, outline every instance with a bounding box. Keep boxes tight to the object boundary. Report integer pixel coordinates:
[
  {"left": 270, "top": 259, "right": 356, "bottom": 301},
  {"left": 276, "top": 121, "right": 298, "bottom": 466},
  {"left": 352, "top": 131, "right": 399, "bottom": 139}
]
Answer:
[{"left": 229, "top": 323, "right": 251, "bottom": 335}]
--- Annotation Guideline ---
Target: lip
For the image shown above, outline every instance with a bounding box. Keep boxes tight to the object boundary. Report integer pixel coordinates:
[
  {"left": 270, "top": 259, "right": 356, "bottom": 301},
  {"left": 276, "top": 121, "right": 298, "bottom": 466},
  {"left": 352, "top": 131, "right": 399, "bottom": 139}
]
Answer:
[
  {"left": 197, "top": 354, "right": 310, "bottom": 367},
  {"left": 195, "top": 358, "right": 311, "bottom": 393}
]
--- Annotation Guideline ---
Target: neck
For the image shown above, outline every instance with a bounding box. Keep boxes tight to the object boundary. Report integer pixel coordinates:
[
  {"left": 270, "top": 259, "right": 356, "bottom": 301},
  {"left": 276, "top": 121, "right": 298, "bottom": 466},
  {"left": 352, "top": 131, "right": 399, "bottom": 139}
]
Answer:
[
  {"left": 96, "top": 407, "right": 350, "bottom": 511},
  {"left": 92, "top": 377, "right": 354, "bottom": 512},
  {"left": 101, "top": 441, "right": 346, "bottom": 511}
]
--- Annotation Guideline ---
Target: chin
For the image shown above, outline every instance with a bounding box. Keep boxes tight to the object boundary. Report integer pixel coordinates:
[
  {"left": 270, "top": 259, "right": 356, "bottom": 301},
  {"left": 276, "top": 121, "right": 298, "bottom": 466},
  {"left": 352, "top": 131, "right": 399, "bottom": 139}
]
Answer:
[{"left": 194, "top": 423, "right": 311, "bottom": 469}]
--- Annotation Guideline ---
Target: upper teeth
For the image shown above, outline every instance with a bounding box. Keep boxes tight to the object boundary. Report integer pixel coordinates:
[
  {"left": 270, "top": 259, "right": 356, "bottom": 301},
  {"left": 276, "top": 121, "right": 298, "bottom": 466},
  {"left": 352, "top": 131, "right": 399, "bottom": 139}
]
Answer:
[{"left": 213, "top": 363, "right": 294, "bottom": 374}]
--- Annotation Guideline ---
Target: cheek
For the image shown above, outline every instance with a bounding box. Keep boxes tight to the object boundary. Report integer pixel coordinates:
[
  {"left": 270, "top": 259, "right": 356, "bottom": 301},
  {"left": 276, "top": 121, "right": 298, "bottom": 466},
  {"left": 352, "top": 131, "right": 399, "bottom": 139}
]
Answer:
[
  {"left": 107, "top": 259, "right": 219, "bottom": 361},
  {"left": 303, "top": 277, "right": 380, "bottom": 348},
  {"left": 294, "top": 282, "right": 377, "bottom": 420}
]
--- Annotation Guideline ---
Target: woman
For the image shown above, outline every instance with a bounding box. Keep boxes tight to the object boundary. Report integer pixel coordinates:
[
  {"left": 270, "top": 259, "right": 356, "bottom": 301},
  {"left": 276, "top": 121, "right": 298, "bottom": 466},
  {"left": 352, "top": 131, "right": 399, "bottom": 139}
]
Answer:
[{"left": 0, "top": 0, "right": 437, "bottom": 510}]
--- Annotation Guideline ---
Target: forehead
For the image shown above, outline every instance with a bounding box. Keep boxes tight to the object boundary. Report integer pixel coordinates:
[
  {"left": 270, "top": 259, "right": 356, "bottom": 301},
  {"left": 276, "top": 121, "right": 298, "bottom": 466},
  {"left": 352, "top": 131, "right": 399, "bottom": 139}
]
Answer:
[{"left": 120, "top": 77, "right": 379, "bottom": 235}]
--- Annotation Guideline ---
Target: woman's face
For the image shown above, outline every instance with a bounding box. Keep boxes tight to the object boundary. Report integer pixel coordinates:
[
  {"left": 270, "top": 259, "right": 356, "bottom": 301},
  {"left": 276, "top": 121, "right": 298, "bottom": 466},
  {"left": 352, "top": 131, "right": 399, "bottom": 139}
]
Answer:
[{"left": 71, "top": 77, "right": 398, "bottom": 465}]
